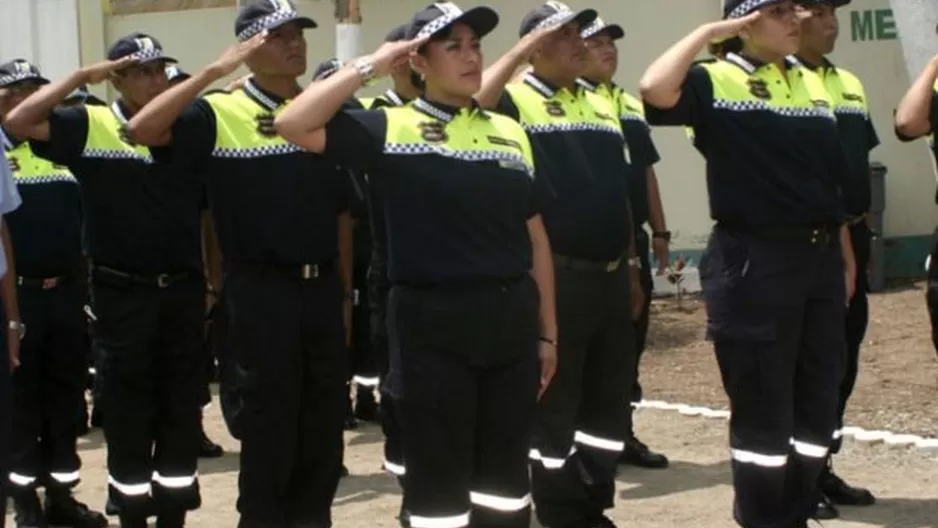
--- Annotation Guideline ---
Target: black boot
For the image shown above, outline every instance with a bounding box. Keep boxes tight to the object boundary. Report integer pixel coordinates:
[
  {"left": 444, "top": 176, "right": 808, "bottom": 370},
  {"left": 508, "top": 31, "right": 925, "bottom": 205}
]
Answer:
[
  {"left": 199, "top": 428, "right": 224, "bottom": 458},
  {"left": 13, "top": 490, "right": 46, "bottom": 528},
  {"left": 344, "top": 392, "right": 358, "bottom": 430},
  {"left": 820, "top": 460, "right": 875, "bottom": 506},
  {"left": 812, "top": 494, "right": 839, "bottom": 520},
  {"left": 117, "top": 513, "right": 148, "bottom": 528},
  {"left": 156, "top": 510, "right": 186, "bottom": 528},
  {"left": 354, "top": 390, "right": 379, "bottom": 423},
  {"left": 44, "top": 490, "right": 108, "bottom": 528},
  {"left": 618, "top": 436, "right": 669, "bottom": 469}
]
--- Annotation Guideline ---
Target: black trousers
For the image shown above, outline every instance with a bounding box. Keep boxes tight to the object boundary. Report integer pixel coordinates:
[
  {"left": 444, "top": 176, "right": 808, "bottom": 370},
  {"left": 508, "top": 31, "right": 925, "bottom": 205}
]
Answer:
[
  {"left": 369, "top": 268, "right": 405, "bottom": 478},
  {"left": 701, "top": 227, "right": 845, "bottom": 528},
  {"left": 925, "top": 228, "right": 938, "bottom": 358},
  {"left": 0, "top": 303, "right": 10, "bottom": 528},
  {"left": 350, "top": 265, "right": 379, "bottom": 392},
  {"left": 626, "top": 230, "right": 654, "bottom": 435},
  {"left": 831, "top": 223, "right": 871, "bottom": 454},
  {"left": 9, "top": 278, "right": 86, "bottom": 494},
  {"left": 92, "top": 273, "right": 203, "bottom": 517},
  {"left": 225, "top": 269, "right": 346, "bottom": 527},
  {"left": 389, "top": 276, "right": 540, "bottom": 528},
  {"left": 531, "top": 264, "right": 635, "bottom": 528}
]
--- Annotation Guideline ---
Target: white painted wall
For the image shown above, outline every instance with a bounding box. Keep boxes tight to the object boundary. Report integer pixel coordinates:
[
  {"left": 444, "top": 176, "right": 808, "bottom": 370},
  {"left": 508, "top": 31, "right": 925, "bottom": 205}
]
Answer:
[
  {"left": 0, "top": 0, "right": 81, "bottom": 80},
  {"left": 86, "top": 0, "right": 936, "bottom": 246}
]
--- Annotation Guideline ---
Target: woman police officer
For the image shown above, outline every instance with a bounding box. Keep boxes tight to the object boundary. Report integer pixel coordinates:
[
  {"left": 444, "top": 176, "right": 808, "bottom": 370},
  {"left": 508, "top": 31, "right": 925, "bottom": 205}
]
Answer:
[
  {"left": 275, "top": 3, "right": 558, "bottom": 528},
  {"left": 639, "top": 1, "right": 855, "bottom": 527}
]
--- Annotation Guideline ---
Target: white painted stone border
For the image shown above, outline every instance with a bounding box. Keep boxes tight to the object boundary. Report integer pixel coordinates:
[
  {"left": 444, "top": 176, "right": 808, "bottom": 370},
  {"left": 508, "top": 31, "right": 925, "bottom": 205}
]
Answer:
[{"left": 633, "top": 400, "right": 938, "bottom": 454}]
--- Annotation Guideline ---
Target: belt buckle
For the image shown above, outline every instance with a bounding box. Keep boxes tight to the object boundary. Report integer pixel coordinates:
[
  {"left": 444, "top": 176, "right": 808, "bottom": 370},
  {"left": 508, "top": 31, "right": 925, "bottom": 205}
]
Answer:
[
  {"left": 605, "top": 259, "right": 621, "bottom": 272},
  {"left": 301, "top": 264, "right": 319, "bottom": 280},
  {"left": 156, "top": 273, "right": 171, "bottom": 288},
  {"left": 810, "top": 228, "right": 820, "bottom": 245},
  {"left": 42, "top": 277, "right": 59, "bottom": 290}
]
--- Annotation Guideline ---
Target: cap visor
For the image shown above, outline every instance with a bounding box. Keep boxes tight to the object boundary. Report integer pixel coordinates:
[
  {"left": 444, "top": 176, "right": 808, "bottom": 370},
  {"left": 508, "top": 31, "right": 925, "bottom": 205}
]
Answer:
[
  {"left": 0, "top": 75, "right": 50, "bottom": 88},
  {"left": 269, "top": 15, "right": 317, "bottom": 34},
  {"left": 603, "top": 24, "right": 625, "bottom": 40},
  {"left": 137, "top": 55, "right": 178, "bottom": 65},
  {"left": 573, "top": 9, "right": 598, "bottom": 30}
]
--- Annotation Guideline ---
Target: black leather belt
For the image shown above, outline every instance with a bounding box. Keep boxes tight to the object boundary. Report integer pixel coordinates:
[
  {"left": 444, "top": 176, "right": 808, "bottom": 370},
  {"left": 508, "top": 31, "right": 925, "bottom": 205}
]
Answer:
[
  {"left": 553, "top": 254, "right": 622, "bottom": 272},
  {"left": 17, "top": 275, "right": 71, "bottom": 289},
  {"left": 718, "top": 223, "right": 839, "bottom": 246},
  {"left": 226, "top": 261, "right": 334, "bottom": 281},
  {"left": 93, "top": 265, "right": 196, "bottom": 288},
  {"left": 394, "top": 275, "right": 524, "bottom": 291}
]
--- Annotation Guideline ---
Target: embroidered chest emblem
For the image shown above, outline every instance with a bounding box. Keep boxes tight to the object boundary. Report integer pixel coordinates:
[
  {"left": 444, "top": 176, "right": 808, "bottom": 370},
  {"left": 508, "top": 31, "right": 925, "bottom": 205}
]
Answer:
[
  {"left": 418, "top": 121, "right": 448, "bottom": 143},
  {"left": 7, "top": 156, "right": 20, "bottom": 172},
  {"left": 841, "top": 93, "right": 863, "bottom": 103},
  {"left": 747, "top": 78, "right": 772, "bottom": 100},
  {"left": 255, "top": 113, "right": 278, "bottom": 138},
  {"left": 544, "top": 100, "right": 566, "bottom": 117}
]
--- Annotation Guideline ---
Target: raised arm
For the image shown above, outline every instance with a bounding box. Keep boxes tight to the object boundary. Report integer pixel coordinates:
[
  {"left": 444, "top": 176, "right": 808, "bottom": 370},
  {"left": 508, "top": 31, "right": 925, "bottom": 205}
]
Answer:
[
  {"left": 895, "top": 55, "right": 938, "bottom": 140},
  {"left": 127, "top": 33, "right": 268, "bottom": 147},
  {"left": 475, "top": 30, "right": 553, "bottom": 109},
  {"left": 4, "top": 58, "right": 134, "bottom": 141},
  {"left": 639, "top": 13, "right": 759, "bottom": 110},
  {"left": 274, "top": 37, "right": 421, "bottom": 153}
]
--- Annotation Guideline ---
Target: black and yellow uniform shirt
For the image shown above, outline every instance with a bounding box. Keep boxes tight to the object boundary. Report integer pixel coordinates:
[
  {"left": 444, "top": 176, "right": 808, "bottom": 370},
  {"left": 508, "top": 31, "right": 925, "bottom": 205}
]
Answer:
[
  {"left": 496, "top": 72, "right": 635, "bottom": 262},
  {"left": 645, "top": 53, "right": 848, "bottom": 228},
  {"left": 323, "top": 97, "right": 538, "bottom": 285},
  {"left": 577, "top": 78, "right": 661, "bottom": 226},
  {"left": 798, "top": 56, "right": 879, "bottom": 216},
  {"left": 171, "top": 79, "right": 349, "bottom": 266},
  {"left": 2, "top": 128, "right": 82, "bottom": 277},
  {"left": 29, "top": 101, "right": 203, "bottom": 273}
]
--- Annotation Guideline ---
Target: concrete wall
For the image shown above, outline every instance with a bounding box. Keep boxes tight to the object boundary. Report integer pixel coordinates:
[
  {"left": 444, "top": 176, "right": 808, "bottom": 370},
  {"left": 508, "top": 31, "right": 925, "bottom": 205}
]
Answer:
[{"left": 0, "top": 0, "right": 81, "bottom": 80}]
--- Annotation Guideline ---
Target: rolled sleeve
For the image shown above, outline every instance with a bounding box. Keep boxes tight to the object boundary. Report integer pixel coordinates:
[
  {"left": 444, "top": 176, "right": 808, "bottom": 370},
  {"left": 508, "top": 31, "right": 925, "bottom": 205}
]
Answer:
[
  {"left": 644, "top": 65, "right": 713, "bottom": 127},
  {"left": 322, "top": 109, "right": 387, "bottom": 172},
  {"left": 29, "top": 106, "right": 89, "bottom": 166}
]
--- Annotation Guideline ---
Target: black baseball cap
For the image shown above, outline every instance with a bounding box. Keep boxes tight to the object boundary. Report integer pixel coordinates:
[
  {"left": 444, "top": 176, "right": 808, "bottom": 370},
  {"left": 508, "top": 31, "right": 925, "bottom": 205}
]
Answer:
[
  {"left": 405, "top": 2, "right": 499, "bottom": 41},
  {"left": 519, "top": 1, "right": 597, "bottom": 38},
  {"left": 165, "top": 65, "right": 191, "bottom": 84},
  {"left": 235, "top": 0, "right": 316, "bottom": 42},
  {"left": 312, "top": 58, "right": 343, "bottom": 81},
  {"left": 0, "top": 59, "right": 50, "bottom": 88},
  {"left": 386, "top": 24, "right": 409, "bottom": 42},
  {"left": 795, "top": 0, "right": 851, "bottom": 7},
  {"left": 107, "top": 33, "right": 177, "bottom": 64},
  {"left": 580, "top": 16, "right": 624, "bottom": 40}
]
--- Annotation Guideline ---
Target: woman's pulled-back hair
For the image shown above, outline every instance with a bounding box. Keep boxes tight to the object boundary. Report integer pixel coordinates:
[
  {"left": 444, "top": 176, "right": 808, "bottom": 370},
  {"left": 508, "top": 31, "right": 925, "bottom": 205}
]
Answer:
[{"left": 708, "top": 36, "right": 743, "bottom": 58}]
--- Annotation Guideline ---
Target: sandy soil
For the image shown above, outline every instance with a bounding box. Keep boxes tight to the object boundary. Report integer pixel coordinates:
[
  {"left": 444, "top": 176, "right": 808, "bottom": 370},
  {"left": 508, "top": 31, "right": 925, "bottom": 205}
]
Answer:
[{"left": 5, "top": 283, "right": 938, "bottom": 527}]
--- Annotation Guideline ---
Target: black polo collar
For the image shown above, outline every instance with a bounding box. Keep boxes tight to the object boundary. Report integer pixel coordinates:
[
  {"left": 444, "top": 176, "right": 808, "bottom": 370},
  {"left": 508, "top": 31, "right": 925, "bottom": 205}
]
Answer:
[
  {"left": 795, "top": 55, "right": 837, "bottom": 74},
  {"left": 412, "top": 97, "right": 488, "bottom": 123},
  {"left": 243, "top": 79, "right": 290, "bottom": 111},
  {"left": 724, "top": 52, "right": 802, "bottom": 75},
  {"left": 523, "top": 72, "right": 586, "bottom": 99}
]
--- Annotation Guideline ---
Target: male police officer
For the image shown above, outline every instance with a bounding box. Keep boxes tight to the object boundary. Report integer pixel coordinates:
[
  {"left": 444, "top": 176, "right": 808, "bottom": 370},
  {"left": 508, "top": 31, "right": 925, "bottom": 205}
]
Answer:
[
  {"left": 126, "top": 1, "right": 353, "bottom": 525},
  {"left": 796, "top": 0, "right": 879, "bottom": 518},
  {"left": 5, "top": 35, "right": 207, "bottom": 528},
  {"left": 477, "top": 2, "right": 644, "bottom": 526},
  {"left": 0, "top": 91, "right": 23, "bottom": 528},
  {"left": 0, "top": 59, "right": 107, "bottom": 528},
  {"left": 894, "top": 15, "right": 938, "bottom": 363},
  {"left": 577, "top": 14, "right": 671, "bottom": 470}
]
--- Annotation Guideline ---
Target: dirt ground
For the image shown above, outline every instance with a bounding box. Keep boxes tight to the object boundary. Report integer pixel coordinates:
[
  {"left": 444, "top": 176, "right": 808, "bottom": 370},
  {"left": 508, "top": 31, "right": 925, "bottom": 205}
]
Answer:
[{"left": 5, "top": 283, "right": 938, "bottom": 527}]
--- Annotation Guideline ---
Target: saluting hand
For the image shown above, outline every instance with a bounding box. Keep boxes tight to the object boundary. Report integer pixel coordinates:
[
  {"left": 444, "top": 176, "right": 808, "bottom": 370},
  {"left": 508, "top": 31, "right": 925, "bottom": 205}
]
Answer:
[
  {"left": 209, "top": 31, "right": 269, "bottom": 78},
  {"left": 705, "top": 11, "right": 761, "bottom": 42},
  {"left": 537, "top": 340, "right": 557, "bottom": 401},
  {"left": 369, "top": 36, "right": 429, "bottom": 77},
  {"left": 514, "top": 24, "right": 565, "bottom": 61},
  {"left": 80, "top": 56, "right": 139, "bottom": 84}
]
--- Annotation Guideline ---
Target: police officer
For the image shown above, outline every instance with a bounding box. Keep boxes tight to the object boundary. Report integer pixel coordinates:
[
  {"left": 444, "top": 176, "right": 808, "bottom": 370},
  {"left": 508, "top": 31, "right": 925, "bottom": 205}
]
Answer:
[
  {"left": 894, "top": 26, "right": 938, "bottom": 362},
  {"left": 640, "top": 1, "right": 855, "bottom": 526},
  {"left": 475, "top": 1, "right": 644, "bottom": 526},
  {"left": 795, "top": 0, "right": 878, "bottom": 518},
  {"left": 126, "top": 1, "right": 353, "bottom": 525},
  {"left": 0, "top": 66, "right": 25, "bottom": 528},
  {"left": 5, "top": 35, "right": 206, "bottom": 528},
  {"left": 276, "top": 3, "right": 560, "bottom": 527},
  {"left": 0, "top": 60, "right": 107, "bottom": 528},
  {"left": 577, "top": 14, "right": 672, "bottom": 470}
]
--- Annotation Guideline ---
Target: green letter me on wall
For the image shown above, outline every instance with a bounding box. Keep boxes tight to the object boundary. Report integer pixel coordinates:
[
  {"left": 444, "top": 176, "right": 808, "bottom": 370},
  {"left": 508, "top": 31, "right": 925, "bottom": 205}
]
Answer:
[{"left": 851, "top": 8, "right": 898, "bottom": 41}]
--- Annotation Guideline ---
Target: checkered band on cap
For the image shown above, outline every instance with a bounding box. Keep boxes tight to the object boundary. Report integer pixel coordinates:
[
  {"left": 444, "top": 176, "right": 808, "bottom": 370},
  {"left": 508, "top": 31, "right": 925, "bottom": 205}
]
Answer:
[
  {"left": 416, "top": 3, "right": 465, "bottom": 39},
  {"left": 580, "top": 17, "right": 607, "bottom": 39},
  {"left": 0, "top": 72, "right": 41, "bottom": 86},
  {"left": 238, "top": 8, "right": 299, "bottom": 41},
  {"left": 130, "top": 47, "right": 167, "bottom": 62},
  {"left": 534, "top": 1, "right": 575, "bottom": 32},
  {"left": 727, "top": 0, "right": 776, "bottom": 18}
]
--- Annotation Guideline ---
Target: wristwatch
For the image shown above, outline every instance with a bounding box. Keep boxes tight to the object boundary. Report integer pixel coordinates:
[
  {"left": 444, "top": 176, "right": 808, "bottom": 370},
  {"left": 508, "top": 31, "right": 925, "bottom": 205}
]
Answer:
[
  {"left": 352, "top": 58, "right": 376, "bottom": 87},
  {"left": 8, "top": 320, "right": 25, "bottom": 340},
  {"left": 652, "top": 230, "right": 672, "bottom": 242},
  {"left": 628, "top": 257, "right": 642, "bottom": 269}
]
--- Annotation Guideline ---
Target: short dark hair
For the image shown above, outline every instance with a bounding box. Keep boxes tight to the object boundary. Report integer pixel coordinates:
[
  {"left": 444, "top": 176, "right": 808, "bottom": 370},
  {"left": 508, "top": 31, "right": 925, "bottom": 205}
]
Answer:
[{"left": 709, "top": 37, "right": 742, "bottom": 58}]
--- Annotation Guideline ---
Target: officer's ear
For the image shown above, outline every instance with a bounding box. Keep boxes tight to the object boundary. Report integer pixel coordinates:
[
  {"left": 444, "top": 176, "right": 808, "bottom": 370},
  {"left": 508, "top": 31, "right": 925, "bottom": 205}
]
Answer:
[
  {"left": 109, "top": 72, "right": 123, "bottom": 92},
  {"left": 409, "top": 52, "right": 428, "bottom": 80}
]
